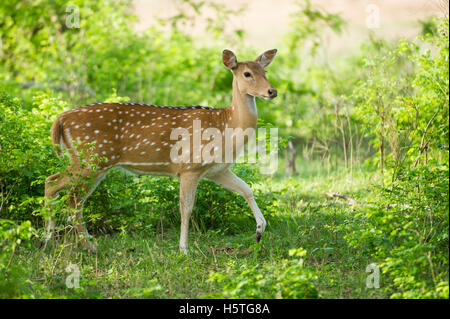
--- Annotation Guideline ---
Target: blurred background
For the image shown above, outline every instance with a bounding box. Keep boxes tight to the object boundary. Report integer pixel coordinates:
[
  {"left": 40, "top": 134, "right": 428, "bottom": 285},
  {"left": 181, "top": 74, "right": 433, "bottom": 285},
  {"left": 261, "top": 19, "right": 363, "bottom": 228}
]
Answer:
[{"left": 133, "top": 0, "right": 444, "bottom": 56}]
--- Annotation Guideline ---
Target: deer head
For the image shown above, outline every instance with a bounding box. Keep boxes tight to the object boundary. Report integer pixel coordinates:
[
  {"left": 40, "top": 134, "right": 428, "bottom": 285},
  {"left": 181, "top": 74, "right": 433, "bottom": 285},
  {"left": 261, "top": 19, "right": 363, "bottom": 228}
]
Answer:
[{"left": 222, "top": 49, "right": 278, "bottom": 100}]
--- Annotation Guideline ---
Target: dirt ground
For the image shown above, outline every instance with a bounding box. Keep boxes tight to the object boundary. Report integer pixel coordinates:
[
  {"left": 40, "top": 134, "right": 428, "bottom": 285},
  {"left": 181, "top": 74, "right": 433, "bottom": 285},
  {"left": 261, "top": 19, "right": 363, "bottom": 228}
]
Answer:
[{"left": 131, "top": 0, "right": 446, "bottom": 58}]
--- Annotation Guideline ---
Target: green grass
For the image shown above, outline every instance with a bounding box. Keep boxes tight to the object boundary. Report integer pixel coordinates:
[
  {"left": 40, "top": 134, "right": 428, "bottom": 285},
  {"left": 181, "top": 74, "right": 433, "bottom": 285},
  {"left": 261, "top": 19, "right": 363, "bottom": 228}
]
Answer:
[{"left": 7, "top": 163, "right": 390, "bottom": 298}]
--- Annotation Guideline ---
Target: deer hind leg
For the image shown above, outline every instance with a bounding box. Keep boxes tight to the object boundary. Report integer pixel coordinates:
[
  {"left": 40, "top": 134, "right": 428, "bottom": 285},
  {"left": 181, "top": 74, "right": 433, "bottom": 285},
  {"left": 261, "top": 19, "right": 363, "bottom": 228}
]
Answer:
[
  {"left": 179, "top": 173, "right": 200, "bottom": 254},
  {"left": 69, "top": 170, "right": 108, "bottom": 253},
  {"left": 43, "top": 172, "right": 74, "bottom": 244},
  {"left": 207, "top": 169, "right": 266, "bottom": 242}
]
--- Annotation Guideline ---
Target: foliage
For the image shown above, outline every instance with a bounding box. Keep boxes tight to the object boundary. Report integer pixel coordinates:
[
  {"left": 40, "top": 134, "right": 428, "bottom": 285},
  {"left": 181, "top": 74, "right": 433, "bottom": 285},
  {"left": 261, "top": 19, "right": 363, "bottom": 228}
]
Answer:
[
  {"left": 0, "top": 0, "right": 448, "bottom": 299},
  {"left": 207, "top": 248, "right": 319, "bottom": 298},
  {"left": 0, "top": 92, "right": 67, "bottom": 222},
  {"left": 342, "top": 164, "right": 449, "bottom": 298},
  {"left": 352, "top": 19, "right": 449, "bottom": 174},
  {"left": 0, "top": 219, "right": 35, "bottom": 298}
]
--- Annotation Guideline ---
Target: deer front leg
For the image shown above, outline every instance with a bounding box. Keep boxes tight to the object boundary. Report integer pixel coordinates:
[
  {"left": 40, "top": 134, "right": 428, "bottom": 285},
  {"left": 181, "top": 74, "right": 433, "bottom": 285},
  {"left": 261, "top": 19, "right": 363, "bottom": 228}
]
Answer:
[
  {"left": 179, "top": 173, "right": 200, "bottom": 254},
  {"left": 207, "top": 169, "right": 266, "bottom": 242}
]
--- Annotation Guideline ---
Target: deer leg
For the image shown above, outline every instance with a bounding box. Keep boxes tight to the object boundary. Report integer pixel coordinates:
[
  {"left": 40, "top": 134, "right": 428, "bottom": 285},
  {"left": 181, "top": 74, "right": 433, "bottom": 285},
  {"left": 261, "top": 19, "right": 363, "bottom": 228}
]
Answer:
[
  {"left": 70, "top": 193, "right": 96, "bottom": 252},
  {"left": 69, "top": 171, "right": 107, "bottom": 253},
  {"left": 207, "top": 169, "right": 266, "bottom": 242},
  {"left": 179, "top": 173, "right": 200, "bottom": 254},
  {"left": 43, "top": 172, "right": 73, "bottom": 244}
]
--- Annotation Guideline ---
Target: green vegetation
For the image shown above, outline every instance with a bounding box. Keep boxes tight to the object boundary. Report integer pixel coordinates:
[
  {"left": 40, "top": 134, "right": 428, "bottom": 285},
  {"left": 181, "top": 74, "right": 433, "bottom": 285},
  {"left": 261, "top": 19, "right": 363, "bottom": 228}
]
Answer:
[{"left": 0, "top": 0, "right": 448, "bottom": 298}]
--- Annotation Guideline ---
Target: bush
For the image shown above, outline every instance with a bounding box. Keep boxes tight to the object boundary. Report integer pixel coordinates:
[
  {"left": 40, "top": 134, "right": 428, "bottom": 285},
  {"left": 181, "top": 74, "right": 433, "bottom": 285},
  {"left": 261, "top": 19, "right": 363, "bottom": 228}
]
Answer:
[
  {"left": 0, "top": 219, "right": 35, "bottom": 298},
  {"left": 0, "top": 92, "right": 67, "bottom": 223},
  {"left": 342, "top": 163, "right": 449, "bottom": 298}
]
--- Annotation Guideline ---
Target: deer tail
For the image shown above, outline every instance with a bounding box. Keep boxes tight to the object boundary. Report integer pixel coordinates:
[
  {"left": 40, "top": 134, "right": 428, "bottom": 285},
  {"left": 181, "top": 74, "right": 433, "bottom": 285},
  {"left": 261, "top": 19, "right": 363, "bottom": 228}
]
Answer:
[{"left": 51, "top": 116, "right": 64, "bottom": 157}]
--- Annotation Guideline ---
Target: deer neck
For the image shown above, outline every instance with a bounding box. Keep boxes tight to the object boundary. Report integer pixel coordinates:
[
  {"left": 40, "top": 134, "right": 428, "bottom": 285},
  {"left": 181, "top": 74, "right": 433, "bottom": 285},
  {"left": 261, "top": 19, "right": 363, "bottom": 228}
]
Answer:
[{"left": 229, "top": 77, "right": 258, "bottom": 130}]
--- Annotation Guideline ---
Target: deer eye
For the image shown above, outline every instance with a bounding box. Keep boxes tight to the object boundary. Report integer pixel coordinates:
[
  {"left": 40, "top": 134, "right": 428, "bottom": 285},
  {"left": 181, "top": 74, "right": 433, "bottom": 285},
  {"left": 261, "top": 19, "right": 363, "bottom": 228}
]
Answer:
[{"left": 244, "top": 71, "right": 252, "bottom": 78}]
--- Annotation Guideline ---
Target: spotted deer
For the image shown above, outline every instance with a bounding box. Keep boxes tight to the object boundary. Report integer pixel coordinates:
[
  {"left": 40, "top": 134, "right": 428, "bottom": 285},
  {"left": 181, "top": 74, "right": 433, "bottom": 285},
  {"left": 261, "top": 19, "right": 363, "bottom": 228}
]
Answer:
[{"left": 44, "top": 49, "right": 278, "bottom": 254}]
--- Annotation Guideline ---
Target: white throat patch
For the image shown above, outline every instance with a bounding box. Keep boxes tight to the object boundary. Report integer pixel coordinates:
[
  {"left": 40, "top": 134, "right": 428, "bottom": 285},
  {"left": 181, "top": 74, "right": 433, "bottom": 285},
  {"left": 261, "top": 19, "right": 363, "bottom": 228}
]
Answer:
[{"left": 245, "top": 94, "right": 257, "bottom": 115}]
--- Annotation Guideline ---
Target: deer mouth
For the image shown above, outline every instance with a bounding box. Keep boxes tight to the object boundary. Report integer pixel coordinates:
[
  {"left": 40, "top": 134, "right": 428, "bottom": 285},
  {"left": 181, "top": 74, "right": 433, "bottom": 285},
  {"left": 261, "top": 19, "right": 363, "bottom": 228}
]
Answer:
[{"left": 262, "top": 95, "right": 276, "bottom": 101}]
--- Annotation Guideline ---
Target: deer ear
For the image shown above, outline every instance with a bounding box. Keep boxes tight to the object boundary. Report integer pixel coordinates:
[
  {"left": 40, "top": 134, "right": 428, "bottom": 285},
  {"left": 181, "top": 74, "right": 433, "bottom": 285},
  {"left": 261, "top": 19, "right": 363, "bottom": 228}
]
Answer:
[
  {"left": 222, "top": 49, "right": 238, "bottom": 70},
  {"left": 255, "top": 49, "right": 277, "bottom": 68}
]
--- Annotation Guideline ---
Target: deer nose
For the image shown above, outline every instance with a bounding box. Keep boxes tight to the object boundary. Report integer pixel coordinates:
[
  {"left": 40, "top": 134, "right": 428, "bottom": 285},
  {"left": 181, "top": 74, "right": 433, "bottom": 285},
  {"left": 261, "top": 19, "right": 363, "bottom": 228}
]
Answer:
[{"left": 268, "top": 88, "right": 277, "bottom": 98}]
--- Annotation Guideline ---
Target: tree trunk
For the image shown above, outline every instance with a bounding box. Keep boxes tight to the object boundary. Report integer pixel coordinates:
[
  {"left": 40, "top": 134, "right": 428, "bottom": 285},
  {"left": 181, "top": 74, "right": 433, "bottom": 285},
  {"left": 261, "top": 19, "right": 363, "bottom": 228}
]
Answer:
[{"left": 285, "top": 140, "right": 297, "bottom": 175}]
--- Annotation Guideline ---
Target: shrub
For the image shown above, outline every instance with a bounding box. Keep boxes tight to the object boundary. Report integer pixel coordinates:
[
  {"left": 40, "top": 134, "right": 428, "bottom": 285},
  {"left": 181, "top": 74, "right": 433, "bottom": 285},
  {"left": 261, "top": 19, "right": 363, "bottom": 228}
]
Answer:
[
  {"left": 0, "top": 219, "right": 35, "bottom": 298},
  {"left": 342, "top": 164, "right": 449, "bottom": 298},
  {"left": 0, "top": 92, "right": 67, "bottom": 223}
]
